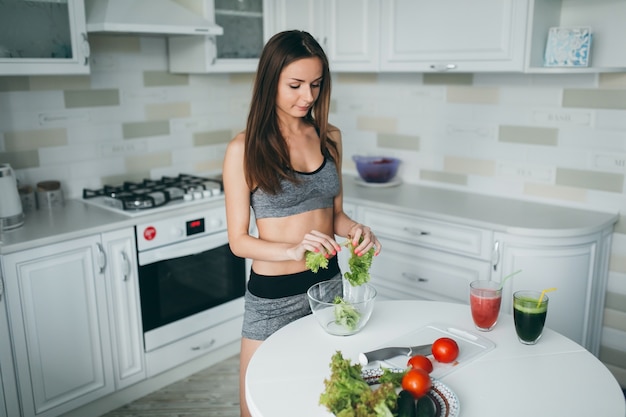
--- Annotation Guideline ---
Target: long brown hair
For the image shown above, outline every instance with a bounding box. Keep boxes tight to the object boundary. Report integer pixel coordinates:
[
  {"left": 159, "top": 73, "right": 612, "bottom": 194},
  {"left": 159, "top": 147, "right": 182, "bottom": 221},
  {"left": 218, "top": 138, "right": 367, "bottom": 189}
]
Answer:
[{"left": 244, "top": 30, "right": 338, "bottom": 194}]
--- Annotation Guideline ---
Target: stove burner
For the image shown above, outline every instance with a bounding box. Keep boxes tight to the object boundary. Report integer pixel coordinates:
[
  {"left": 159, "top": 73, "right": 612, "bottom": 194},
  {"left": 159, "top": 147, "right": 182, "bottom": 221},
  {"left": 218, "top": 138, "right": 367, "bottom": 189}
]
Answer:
[{"left": 83, "top": 174, "right": 222, "bottom": 211}]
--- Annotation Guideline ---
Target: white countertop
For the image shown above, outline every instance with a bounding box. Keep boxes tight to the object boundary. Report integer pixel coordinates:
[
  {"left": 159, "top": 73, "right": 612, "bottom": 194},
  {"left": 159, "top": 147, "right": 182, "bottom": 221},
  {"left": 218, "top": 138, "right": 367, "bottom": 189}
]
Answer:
[
  {"left": 246, "top": 300, "right": 625, "bottom": 417},
  {"left": 1, "top": 178, "right": 618, "bottom": 254},
  {"left": 0, "top": 197, "right": 225, "bottom": 254},
  {"left": 0, "top": 200, "right": 131, "bottom": 254},
  {"left": 342, "top": 176, "right": 619, "bottom": 237}
]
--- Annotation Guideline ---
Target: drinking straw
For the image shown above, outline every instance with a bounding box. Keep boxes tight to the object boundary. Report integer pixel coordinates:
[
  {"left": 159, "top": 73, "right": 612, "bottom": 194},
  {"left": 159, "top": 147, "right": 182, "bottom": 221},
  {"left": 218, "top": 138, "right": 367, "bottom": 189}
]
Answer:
[
  {"left": 498, "top": 269, "right": 522, "bottom": 290},
  {"left": 537, "top": 287, "right": 557, "bottom": 307}
]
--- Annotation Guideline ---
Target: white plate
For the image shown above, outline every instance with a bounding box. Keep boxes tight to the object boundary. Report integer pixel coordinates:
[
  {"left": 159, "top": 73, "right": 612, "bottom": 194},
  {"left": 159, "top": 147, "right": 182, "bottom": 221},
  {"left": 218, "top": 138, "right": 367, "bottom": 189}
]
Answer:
[
  {"left": 430, "top": 379, "right": 461, "bottom": 417},
  {"left": 354, "top": 177, "right": 402, "bottom": 188}
]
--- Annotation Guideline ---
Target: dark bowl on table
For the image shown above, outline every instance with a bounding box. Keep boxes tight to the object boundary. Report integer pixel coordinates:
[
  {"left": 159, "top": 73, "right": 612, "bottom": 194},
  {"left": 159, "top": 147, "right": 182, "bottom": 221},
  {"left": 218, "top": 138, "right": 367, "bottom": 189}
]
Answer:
[{"left": 353, "top": 155, "right": 400, "bottom": 183}]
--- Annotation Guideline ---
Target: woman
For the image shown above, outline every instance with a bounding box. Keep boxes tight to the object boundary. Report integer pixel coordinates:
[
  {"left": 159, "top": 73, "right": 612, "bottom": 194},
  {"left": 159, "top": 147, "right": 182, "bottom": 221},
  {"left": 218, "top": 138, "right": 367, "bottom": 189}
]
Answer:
[{"left": 222, "top": 30, "right": 381, "bottom": 417}]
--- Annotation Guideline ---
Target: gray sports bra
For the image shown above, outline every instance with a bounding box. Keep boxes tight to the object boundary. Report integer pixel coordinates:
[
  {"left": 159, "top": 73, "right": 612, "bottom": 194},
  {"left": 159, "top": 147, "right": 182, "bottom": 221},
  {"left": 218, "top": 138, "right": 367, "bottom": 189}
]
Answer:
[{"left": 250, "top": 157, "right": 340, "bottom": 219}]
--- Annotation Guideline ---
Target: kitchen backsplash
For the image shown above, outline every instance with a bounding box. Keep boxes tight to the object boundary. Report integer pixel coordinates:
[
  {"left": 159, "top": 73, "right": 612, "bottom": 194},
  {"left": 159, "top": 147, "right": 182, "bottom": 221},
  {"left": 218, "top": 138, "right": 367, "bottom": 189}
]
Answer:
[{"left": 1, "top": 35, "right": 625, "bottom": 386}]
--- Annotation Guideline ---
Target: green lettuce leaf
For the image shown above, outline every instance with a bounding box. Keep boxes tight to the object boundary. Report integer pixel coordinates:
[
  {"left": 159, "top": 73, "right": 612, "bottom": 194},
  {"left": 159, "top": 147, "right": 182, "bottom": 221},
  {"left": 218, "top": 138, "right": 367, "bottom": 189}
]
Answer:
[
  {"left": 305, "top": 250, "right": 329, "bottom": 273},
  {"left": 320, "top": 351, "right": 398, "bottom": 417},
  {"left": 333, "top": 296, "right": 361, "bottom": 330},
  {"left": 343, "top": 240, "right": 375, "bottom": 286}
]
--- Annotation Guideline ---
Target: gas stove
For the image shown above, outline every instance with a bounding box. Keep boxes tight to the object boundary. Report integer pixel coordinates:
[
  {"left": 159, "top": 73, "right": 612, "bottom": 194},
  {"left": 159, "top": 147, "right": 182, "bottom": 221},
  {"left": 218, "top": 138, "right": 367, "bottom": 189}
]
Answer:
[{"left": 82, "top": 173, "right": 223, "bottom": 217}]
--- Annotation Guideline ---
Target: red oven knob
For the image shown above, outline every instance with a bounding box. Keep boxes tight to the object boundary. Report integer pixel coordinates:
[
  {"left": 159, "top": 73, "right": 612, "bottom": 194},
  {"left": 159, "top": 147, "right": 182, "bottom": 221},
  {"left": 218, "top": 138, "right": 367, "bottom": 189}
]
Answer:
[{"left": 143, "top": 226, "right": 157, "bottom": 241}]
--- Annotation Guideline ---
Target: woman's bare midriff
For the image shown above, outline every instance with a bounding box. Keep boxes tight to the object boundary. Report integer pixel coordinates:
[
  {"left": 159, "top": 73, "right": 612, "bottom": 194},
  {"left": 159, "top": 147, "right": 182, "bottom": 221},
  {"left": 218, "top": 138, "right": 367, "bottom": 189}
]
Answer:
[{"left": 253, "top": 207, "right": 335, "bottom": 276}]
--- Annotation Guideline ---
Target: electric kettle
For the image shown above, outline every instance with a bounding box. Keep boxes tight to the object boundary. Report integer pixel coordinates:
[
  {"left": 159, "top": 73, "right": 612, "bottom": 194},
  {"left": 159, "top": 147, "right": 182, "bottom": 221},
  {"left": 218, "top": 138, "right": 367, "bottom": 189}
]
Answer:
[{"left": 0, "top": 163, "right": 24, "bottom": 230}]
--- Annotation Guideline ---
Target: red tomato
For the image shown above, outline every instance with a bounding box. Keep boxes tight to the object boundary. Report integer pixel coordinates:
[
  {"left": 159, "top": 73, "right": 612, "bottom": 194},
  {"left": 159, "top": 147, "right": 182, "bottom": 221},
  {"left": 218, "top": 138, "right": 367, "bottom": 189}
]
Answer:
[
  {"left": 402, "top": 368, "right": 432, "bottom": 398},
  {"left": 432, "top": 337, "right": 459, "bottom": 363},
  {"left": 407, "top": 354, "right": 433, "bottom": 374}
]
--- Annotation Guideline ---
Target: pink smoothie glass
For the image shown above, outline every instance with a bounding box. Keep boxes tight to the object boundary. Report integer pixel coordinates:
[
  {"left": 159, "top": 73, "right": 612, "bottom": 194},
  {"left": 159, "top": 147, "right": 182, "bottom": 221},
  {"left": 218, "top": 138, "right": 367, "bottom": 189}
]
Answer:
[{"left": 470, "top": 280, "right": 502, "bottom": 331}]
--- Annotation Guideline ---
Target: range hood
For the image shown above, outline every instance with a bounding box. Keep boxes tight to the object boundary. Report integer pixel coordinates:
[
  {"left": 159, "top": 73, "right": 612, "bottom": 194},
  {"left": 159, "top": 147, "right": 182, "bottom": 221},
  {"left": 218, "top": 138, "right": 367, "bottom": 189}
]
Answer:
[{"left": 85, "top": 0, "right": 223, "bottom": 36}]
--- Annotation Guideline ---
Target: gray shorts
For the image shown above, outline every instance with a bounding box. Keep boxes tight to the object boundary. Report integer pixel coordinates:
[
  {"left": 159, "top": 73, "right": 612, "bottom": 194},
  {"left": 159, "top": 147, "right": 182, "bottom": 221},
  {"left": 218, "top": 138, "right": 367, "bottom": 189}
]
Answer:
[{"left": 242, "top": 272, "right": 341, "bottom": 341}]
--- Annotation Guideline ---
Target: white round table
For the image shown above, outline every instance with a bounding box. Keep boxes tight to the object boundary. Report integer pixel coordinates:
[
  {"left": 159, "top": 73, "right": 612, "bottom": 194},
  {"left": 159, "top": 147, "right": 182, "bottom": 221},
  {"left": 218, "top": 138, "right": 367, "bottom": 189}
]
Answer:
[{"left": 246, "top": 300, "right": 625, "bottom": 417}]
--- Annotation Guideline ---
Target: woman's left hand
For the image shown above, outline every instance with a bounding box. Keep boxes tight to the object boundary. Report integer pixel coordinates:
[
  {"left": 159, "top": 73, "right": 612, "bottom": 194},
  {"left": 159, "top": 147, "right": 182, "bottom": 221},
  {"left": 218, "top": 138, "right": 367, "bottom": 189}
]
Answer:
[{"left": 348, "top": 223, "right": 381, "bottom": 257}]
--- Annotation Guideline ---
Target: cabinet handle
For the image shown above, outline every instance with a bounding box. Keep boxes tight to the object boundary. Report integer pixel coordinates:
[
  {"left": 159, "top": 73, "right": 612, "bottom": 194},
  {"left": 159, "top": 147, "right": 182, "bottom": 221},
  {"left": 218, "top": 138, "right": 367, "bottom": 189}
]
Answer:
[
  {"left": 430, "top": 63, "right": 457, "bottom": 71},
  {"left": 0, "top": 275, "right": 4, "bottom": 301},
  {"left": 492, "top": 240, "right": 500, "bottom": 271},
  {"left": 96, "top": 242, "right": 107, "bottom": 274},
  {"left": 403, "top": 227, "right": 430, "bottom": 236},
  {"left": 190, "top": 338, "right": 216, "bottom": 351},
  {"left": 81, "top": 32, "right": 90, "bottom": 66},
  {"left": 209, "top": 37, "right": 217, "bottom": 65},
  {"left": 402, "top": 272, "right": 428, "bottom": 283},
  {"left": 120, "top": 250, "right": 131, "bottom": 281}
]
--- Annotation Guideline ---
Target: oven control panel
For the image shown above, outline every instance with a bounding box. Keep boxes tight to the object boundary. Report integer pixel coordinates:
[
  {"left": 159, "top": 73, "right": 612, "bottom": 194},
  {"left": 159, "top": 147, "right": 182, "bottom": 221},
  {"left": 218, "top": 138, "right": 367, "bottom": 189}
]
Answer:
[
  {"left": 135, "top": 205, "right": 227, "bottom": 252},
  {"left": 186, "top": 218, "right": 206, "bottom": 236}
]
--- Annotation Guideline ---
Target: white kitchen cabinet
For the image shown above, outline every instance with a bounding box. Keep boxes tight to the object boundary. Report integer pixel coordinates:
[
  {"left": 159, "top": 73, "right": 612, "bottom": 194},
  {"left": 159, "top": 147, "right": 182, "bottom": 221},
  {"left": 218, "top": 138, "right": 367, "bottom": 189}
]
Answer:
[
  {"left": 169, "top": 0, "right": 273, "bottom": 73},
  {"left": 270, "top": 0, "right": 321, "bottom": 40},
  {"left": 362, "top": 202, "right": 613, "bottom": 353},
  {"left": 492, "top": 229, "right": 613, "bottom": 355},
  {"left": 360, "top": 207, "right": 493, "bottom": 302},
  {"left": 3, "top": 234, "right": 114, "bottom": 417},
  {"left": 271, "top": 0, "right": 380, "bottom": 72},
  {"left": 0, "top": 0, "right": 90, "bottom": 76},
  {"left": 525, "top": 0, "right": 626, "bottom": 73},
  {"left": 101, "top": 228, "right": 146, "bottom": 390},
  {"left": 345, "top": 177, "right": 615, "bottom": 356},
  {"left": 1, "top": 228, "right": 145, "bottom": 417},
  {"left": 0, "top": 372, "right": 6, "bottom": 417},
  {"left": 369, "top": 239, "right": 491, "bottom": 302},
  {"left": 360, "top": 207, "right": 493, "bottom": 259},
  {"left": 145, "top": 313, "right": 243, "bottom": 377},
  {"left": 0, "top": 280, "right": 20, "bottom": 417},
  {"left": 379, "top": 0, "right": 529, "bottom": 72}
]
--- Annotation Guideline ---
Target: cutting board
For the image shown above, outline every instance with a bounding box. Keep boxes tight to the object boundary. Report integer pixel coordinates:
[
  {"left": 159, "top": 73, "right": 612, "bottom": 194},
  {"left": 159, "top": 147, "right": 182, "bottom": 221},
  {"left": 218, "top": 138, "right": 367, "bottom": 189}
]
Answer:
[{"left": 362, "top": 322, "right": 495, "bottom": 379}]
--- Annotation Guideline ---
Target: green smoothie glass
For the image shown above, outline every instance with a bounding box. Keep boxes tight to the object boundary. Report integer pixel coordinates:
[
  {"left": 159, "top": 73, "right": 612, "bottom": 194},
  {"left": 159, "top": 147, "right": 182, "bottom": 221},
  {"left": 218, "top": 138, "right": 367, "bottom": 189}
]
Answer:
[{"left": 513, "top": 290, "right": 548, "bottom": 345}]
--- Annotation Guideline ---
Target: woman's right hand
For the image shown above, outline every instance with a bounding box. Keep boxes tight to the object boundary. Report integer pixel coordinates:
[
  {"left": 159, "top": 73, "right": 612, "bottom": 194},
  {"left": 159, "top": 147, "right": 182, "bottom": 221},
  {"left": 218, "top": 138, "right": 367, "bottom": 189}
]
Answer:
[{"left": 286, "top": 230, "right": 342, "bottom": 262}]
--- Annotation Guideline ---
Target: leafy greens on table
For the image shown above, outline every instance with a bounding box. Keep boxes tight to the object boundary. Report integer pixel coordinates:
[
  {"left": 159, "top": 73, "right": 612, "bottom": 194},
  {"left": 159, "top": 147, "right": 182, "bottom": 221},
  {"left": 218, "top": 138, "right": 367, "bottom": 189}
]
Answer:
[{"left": 320, "top": 351, "right": 398, "bottom": 417}]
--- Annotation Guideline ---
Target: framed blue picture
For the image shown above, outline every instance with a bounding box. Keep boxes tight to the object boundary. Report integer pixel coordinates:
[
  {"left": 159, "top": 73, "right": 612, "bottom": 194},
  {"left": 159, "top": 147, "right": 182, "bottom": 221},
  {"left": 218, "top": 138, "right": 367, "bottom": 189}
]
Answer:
[{"left": 544, "top": 27, "right": 592, "bottom": 67}]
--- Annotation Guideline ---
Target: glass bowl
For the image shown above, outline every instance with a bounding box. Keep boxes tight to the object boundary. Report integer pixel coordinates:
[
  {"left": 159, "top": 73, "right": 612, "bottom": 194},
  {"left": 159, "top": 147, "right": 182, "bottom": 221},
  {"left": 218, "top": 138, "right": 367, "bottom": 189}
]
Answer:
[
  {"left": 307, "top": 280, "right": 377, "bottom": 336},
  {"left": 352, "top": 155, "right": 400, "bottom": 183}
]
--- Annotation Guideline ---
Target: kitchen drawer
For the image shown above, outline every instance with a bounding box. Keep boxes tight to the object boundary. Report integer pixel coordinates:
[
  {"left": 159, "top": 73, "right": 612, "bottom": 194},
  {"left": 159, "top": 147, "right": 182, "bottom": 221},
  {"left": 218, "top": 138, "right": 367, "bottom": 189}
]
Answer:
[
  {"left": 362, "top": 207, "right": 492, "bottom": 260},
  {"left": 370, "top": 239, "right": 491, "bottom": 303},
  {"left": 371, "top": 281, "right": 430, "bottom": 302},
  {"left": 145, "top": 315, "right": 243, "bottom": 377}
]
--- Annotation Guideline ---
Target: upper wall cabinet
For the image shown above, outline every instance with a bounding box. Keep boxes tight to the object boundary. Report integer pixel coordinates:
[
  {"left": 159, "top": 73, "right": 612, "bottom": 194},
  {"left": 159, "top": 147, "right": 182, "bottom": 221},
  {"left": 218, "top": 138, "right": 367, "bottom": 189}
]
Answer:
[
  {"left": 0, "top": 0, "right": 90, "bottom": 76},
  {"left": 169, "top": 0, "right": 273, "bottom": 73},
  {"left": 271, "top": 0, "right": 380, "bottom": 72},
  {"left": 168, "top": 0, "right": 626, "bottom": 74},
  {"left": 525, "top": 0, "right": 626, "bottom": 73},
  {"left": 380, "top": 0, "right": 529, "bottom": 72}
]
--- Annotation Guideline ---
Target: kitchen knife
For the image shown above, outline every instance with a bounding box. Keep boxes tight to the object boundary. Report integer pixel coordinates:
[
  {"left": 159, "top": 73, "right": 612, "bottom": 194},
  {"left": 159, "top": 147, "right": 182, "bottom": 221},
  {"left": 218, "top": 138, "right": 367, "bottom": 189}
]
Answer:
[{"left": 358, "top": 344, "right": 432, "bottom": 365}]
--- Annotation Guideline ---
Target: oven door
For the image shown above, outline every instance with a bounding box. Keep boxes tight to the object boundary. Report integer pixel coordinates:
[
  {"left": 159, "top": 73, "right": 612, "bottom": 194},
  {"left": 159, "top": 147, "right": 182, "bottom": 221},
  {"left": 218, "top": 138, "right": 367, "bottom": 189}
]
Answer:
[{"left": 138, "top": 231, "right": 246, "bottom": 352}]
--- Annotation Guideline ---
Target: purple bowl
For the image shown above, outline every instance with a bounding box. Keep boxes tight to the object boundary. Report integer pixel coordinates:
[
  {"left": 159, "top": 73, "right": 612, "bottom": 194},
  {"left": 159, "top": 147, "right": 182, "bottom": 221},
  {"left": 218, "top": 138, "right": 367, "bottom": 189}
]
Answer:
[{"left": 352, "top": 156, "right": 400, "bottom": 183}]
